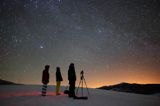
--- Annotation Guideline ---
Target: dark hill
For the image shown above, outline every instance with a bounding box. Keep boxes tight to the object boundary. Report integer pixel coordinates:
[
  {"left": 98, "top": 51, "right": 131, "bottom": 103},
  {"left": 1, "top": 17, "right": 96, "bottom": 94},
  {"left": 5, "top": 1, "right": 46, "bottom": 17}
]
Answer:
[
  {"left": 0, "top": 79, "right": 18, "bottom": 85},
  {"left": 98, "top": 82, "right": 160, "bottom": 95}
]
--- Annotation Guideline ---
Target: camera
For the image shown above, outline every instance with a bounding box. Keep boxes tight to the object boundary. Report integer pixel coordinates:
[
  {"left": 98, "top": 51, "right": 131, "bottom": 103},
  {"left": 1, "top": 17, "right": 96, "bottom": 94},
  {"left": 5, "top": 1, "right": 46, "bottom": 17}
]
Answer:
[
  {"left": 80, "top": 70, "right": 84, "bottom": 80},
  {"left": 81, "top": 70, "right": 84, "bottom": 75}
]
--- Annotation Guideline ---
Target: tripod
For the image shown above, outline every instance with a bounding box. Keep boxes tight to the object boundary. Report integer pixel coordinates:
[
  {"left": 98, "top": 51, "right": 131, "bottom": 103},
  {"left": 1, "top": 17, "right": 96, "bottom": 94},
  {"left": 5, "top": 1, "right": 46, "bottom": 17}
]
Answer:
[{"left": 76, "top": 70, "right": 90, "bottom": 97}]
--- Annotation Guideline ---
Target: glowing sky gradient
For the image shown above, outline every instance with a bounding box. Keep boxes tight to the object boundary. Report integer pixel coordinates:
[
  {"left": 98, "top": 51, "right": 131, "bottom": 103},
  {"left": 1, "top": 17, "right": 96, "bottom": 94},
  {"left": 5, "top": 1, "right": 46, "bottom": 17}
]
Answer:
[{"left": 0, "top": 0, "right": 160, "bottom": 88}]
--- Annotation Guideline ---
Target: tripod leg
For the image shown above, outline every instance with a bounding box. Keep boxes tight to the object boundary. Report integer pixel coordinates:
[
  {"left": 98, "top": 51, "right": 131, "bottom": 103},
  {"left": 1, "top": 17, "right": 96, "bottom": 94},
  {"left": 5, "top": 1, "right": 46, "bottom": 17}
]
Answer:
[
  {"left": 76, "top": 80, "right": 81, "bottom": 95},
  {"left": 83, "top": 78, "right": 90, "bottom": 96},
  {"left": 82, "top": 79, "right": 83, "bottom": 96}
]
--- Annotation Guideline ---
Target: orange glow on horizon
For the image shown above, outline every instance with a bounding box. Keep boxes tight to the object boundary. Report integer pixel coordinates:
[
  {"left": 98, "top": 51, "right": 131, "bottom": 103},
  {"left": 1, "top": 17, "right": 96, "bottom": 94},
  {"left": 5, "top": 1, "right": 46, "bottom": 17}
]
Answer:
[{"left": 4, "top": 65, "right": 160, "bottom": 88}]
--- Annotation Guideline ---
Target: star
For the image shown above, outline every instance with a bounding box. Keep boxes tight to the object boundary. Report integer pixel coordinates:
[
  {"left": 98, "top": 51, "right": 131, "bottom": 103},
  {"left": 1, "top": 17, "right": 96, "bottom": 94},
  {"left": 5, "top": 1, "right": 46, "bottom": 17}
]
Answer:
[{"left": 40, "top": 45, "right": 44, "bottom": 49}]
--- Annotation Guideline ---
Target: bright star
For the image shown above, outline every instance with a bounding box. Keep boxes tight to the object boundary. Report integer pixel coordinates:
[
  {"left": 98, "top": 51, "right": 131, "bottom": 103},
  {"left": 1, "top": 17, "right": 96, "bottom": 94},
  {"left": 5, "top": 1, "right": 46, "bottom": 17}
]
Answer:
[{"left": 40, "top": 45, "right": 44, "bottom": 49}]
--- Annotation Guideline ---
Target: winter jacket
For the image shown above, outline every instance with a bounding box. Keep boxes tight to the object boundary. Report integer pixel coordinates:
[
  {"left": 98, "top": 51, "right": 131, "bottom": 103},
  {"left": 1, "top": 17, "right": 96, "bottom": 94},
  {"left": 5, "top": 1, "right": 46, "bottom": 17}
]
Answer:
[
  {"left": 42, "top": 70, "right": 49, "bottom": 84},
  {"left": 68, "top": 68, "right": 76, "bottom": 82},
  {"left": 56, "top": 71, "right": 63, "bottom": 81}
]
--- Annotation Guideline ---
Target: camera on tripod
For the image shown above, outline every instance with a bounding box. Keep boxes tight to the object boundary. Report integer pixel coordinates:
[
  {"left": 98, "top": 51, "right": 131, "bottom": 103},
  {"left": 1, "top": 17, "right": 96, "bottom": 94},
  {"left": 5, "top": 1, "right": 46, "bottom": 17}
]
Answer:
[
  {"left": 80, "top": 70, "right": 84, "bottom": 80},
  {"left": 76, "top": 70, "right": 90, "bottom": 98},
  {"left": 81, "top": 70, "right": 84, "bottom": 75}
]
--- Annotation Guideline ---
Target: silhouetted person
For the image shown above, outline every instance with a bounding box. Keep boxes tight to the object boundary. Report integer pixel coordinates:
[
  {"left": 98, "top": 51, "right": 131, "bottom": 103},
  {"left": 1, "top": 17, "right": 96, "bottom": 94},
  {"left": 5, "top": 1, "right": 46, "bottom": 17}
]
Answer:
[
  {"left": 56, "top": 67, "right": 63, "bottom": 95},
  {"left": 41, "top": 65, "right": 50, "bottom": 96},
  {"left": 68, "top": 63, "right": 76, "bottom": 97}
]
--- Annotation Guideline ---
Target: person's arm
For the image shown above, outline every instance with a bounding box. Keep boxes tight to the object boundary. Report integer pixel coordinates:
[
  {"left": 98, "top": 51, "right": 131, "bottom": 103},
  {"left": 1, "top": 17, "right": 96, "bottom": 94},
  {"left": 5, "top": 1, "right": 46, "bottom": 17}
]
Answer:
[
  {"left": 56, "top": 71, "right": 58, "bottom": 81},
  {"left": 74, "top": 70, "right": 76, "bottom": 81},
  {"left": 60, "top": 72, "right": 63, "bottom": 81},
  {"left": 47, "top": 72, "right": 49, "bottom": 83},
  {"left": 42, "top": 71, "right": 44, "bottom": 83},
  {"left": 68, "top": 70, "right": 70, "bottom": 80},
  {"left": 42, "top": 71, "right": 45, "bottom": 84}
]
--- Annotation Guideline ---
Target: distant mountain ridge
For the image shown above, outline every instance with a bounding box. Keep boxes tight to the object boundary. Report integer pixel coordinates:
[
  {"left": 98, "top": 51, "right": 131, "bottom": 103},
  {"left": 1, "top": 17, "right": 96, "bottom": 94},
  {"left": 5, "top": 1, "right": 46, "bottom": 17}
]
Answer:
[
  {"left": 98, "top": 82, "right": 160, "bottom": 95},
  {"left": 0, "top": 79, "right": 18, "bottom": 85}
]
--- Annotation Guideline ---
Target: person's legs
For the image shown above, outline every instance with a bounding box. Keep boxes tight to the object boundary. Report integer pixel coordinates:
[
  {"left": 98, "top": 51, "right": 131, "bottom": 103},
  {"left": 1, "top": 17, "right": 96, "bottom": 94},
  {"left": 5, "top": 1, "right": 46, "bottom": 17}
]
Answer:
[
  {"left": 68, "top": 81, "right": 76, "bottom": 97},
  {"left": 42, "top": 84, "right": 47, "bottom": 96},
  {"left": 72, "top": 81, "right": 76, "bottom": 97},
  {"left": 56, "top": 81, "right": 61, "bottom": 95},
  {"left": 68, "top": 83, "right": 72, "bottom": 97}
]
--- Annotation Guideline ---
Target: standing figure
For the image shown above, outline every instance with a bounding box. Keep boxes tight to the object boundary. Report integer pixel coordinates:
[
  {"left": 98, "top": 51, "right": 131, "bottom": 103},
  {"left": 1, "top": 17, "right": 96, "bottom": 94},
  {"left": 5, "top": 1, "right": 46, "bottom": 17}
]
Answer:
[
  {"left": 56, "top": 67, "right": 63, "bottom": 95},
  {"left": 68, "top": 63, "right": 76, "bottom": 97},
  {"left": 41, "top": 65, "right": 50, "bottom": 96}
]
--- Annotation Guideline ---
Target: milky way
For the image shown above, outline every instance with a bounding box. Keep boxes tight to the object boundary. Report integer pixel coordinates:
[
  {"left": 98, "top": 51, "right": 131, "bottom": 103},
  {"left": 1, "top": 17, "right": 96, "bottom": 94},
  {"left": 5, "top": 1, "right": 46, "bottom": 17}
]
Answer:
[{"left": 0, "top": 0, "right": 160, "bottom": 87}]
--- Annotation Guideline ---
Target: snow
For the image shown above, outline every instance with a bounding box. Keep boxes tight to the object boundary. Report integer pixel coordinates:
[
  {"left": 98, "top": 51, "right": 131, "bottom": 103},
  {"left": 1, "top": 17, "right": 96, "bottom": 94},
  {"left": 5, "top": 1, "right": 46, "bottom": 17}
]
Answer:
[{"left": 0, "top": 85, "right": 160, "bottom": 106}]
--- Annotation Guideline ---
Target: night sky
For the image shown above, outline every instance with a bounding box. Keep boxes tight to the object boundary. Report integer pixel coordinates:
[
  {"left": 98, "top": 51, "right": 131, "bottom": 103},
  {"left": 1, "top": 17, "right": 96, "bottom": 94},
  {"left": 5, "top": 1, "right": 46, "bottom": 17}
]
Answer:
[{"left": 0, "top": 0, "right": 160, "bottom": 88}]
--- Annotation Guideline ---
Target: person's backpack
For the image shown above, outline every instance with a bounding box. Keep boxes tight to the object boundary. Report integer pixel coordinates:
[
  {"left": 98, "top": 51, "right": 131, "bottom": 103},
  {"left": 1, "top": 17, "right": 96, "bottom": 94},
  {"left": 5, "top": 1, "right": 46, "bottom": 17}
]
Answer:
[{"left": 64, "top": 86, "right": 70, "bottom": 94}]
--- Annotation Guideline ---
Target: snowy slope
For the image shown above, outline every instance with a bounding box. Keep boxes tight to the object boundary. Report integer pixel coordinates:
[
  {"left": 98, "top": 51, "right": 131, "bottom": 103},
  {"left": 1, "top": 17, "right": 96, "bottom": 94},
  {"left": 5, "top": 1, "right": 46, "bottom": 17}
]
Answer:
[{"left": 0, "top": 85, "right": 160, "bottom": 106}]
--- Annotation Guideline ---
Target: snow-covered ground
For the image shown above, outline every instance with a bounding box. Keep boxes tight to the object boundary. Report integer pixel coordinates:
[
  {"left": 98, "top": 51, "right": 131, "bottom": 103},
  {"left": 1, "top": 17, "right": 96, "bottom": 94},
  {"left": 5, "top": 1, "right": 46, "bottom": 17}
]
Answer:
[{"left": 0, "top": 85, "right": 160, "bottom": 106}]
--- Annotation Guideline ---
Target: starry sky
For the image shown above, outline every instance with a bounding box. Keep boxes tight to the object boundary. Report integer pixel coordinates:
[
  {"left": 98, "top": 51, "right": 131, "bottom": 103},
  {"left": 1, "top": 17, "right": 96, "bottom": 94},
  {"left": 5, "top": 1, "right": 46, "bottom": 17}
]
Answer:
[{"left": 0, "top": 0, "right": 160, "bottom": 88}]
